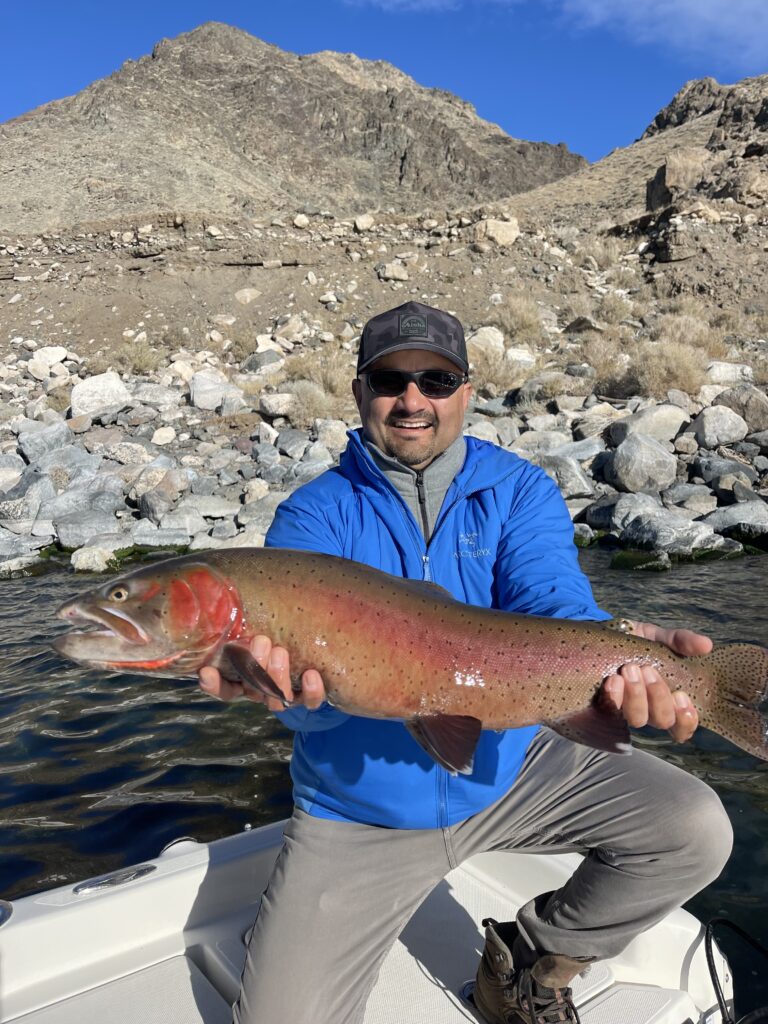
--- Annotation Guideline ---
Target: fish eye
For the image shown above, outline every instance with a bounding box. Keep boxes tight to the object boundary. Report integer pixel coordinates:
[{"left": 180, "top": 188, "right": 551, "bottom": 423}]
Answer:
[{"left": 109, "top": 587, "right": 129, "bottom": 603}]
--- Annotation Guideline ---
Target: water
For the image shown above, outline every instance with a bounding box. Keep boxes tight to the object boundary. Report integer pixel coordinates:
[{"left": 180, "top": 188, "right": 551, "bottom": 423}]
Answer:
[{"left": 1, "top": 550, "right": 767, "bottom": 1011}]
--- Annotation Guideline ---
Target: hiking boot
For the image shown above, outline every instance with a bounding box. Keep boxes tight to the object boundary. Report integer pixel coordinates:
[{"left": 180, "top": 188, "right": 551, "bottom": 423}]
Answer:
[{"left": 468, "top": 917, "right": 584, "bottom": 1024}]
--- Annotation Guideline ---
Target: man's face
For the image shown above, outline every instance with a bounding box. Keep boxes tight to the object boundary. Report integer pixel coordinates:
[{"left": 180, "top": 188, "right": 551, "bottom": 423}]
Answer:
[{"left": 352, "top": 349, "right": 472, "bottom": 470}]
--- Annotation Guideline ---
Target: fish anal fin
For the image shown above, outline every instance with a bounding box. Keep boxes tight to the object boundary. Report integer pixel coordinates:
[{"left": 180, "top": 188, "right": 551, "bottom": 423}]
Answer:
[
  {"left": 221, "top": 643, "right": 295, "bottom": 707},
  {"left": 406, "top": 714, "right": 482, "bottom": 776},
  {"left": 547, "top": 695, "right": 632, "bottom": 756}
]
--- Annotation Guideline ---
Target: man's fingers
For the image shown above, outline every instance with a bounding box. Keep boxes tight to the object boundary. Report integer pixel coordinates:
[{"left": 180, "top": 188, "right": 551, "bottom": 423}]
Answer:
[
  {"left": 199, "top": 667, "right": 246, "bottom": 702},
  {"left": 668, "top": 691, "right": 699, "bottom": 743},
  {"left": 642, "top": 666, "right": 677, "bottom": 731},
  {"left": 630, "top": 621, "right": 712, "bottom": 657},
  {"left": 301, "top": 669, "right": 326, "bottom": 710},
  {"left": 616, "top": 662, "right": 650, "bottom": 727}
]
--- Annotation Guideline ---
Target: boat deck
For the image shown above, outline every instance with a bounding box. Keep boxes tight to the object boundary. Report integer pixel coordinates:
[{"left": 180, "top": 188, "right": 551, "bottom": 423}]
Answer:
[{"left": 1, "top": 823, "right": 729, "bottom": 1024}]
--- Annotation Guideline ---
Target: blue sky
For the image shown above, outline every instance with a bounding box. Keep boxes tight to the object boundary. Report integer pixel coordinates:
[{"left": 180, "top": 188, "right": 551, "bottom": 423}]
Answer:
[{"left": 2, "top": 0, "right": 766, "bottom": 162}]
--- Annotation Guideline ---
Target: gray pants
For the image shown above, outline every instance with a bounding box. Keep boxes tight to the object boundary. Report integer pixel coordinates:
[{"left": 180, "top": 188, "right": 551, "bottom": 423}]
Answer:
[{"left": 233, "top": 729, "right": 733, "bottom": 1024}]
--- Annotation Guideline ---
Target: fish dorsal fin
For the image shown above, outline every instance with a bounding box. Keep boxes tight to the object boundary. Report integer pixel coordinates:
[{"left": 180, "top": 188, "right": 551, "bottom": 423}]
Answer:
[
  {"left": 546, "top": 692, "right": 632, "bottom": 755},
  {"left": 406, "top": 714, "right": 482, "bottom": 776}
]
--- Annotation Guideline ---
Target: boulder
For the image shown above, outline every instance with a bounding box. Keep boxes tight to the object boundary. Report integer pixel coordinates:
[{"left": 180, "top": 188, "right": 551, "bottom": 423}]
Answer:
[
  {"left": 466, "top": 326, "right": 505, "bottom": 362},
  {"left": 54, "top": 511, "right": 121, "bottom": 549},
  {"left": 619, "top": 509, "right": 735, "bottom": 558},
  {"left": 472, "top": 218, "right": 520, "bottom": 247},
  {"left": 71, "top": 372, "right": 131, "bottom": 417},
  {"left": 608, "top": 405, "right": 689, "bottom": 446},
  {"left": 511, "top": 430, "right": 572, "bottom": 456},
  {"left": 189, "top": 370, "right": 231, "bottom": 412},
  {"left": 535, "top": 455, "right": 594, "bottom": 500},
  {"left": 605, "top": 434, "right": 678, "bottom": 494},
  {"left": 705, "top": 361, "right": 754, "bottom": 385},
  {"left": 609, "top": 493, "right": 663, "bottom": 534},
  {"left": 714, "top": 385, "right": 768, "bottom": 434},
  {"left": 691, "top": 406, "right": 749, "bottom": 448}
]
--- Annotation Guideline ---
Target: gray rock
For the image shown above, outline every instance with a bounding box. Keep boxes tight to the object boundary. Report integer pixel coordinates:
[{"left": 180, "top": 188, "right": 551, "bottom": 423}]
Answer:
[
  {"left": 237, "top": 492, "right": 289, "bottom": 534},
  {"left": 691, "top": 406, "right": 749, "bottom": 448},
  {"left": 747, "top": 430, "right": 768, "bottom": 455},
  {"left": 289, "top": 461, "right": 329, "bottom": 485},
  {"left": 71, "top": 536, "right": 129, "bottom": 572},
  {"left": 535, "top": 455, "right": 594, "bottom": 499},
  {"left": 17, "top": 420, "right": 71, "bottom": 463},
  {"left": 34, "top": 445, "right": 103, "bottom": 479},
  {"left": 703, "top": 501, "right": 768, "bottom": 534},
  {"left": 581, "top": 493, "right": 621, "bottom": 530},
  {"left": 131, "top": 520, "right": 190, "bottom": 547},
  {"left": 189, "top": 369, "right": 230, "bottom": 411},
  {"left": 573, "top": 522, "right": 594, "bottom": 546},
  {"left": 71, "top": 372, "right": 132, "bottom": 418},
  {"left": 608, "top": 405, "right": 689, "bottom": 446},
  {"left": 662, "top": 482, "right": 718, "bottom": 517},
  {"left": 475, "top": 397, "right": 516, "bottom": 419},
  {"left": 54, "top": 512, "right": 121, "bottom": 549},
  {"left": 131, "top": 383, "right": 182, "bottom": 408},
  {"left": 694, "top": 455, "right": 758, "bottom": 485},
  {"left": 39, "top": 473, "right": 126, "bottom": 519},
  {"left": 315, "top": 419, "right": 349, "bottom": 452},
  {"left": 103, "top": 441, "right": 156, "bottom": 466},
  {"left": 138, "top": 489, "right": 175, "bottom": 524},
  {"left": 619, "top": 509, "right": 733, "bottom": 558},
  {"left": 252, "top": 442, "right": 281, "bottom": 467},
  {"left": 0, "top": 527, "right": 33, "bottom": 558},
  {"left": 210, "top": 519, "right": 238, "bottom": 540},
  {"left": 0, "top": 453, "right": 25, "bottom": 492},
  {"left": 160, "top": 509, "right": 208, "bottom": 535},
  {"left": 242, "top": 350, "right": 283, "bottom": 373},
  {"left": 259, "top": 393, "right": 296, "bottom": 418},
  {"left": 510, "top": 430, "right": 571, "bottom": 456},
  {"left": 464, "top": 421, "right": 500, "bottom": 444},
  {"left": 176, "top": 495, "right": 241, "bottom": 519},
  {"left": 550, "top": 437, "right": 605, "bottom": 461},
  {"left": 495, "top": 418, "right": 521, "bottom": 447},
  {"left": 277, "top": 428, "right": 310, "bottom": 461},
  {"left": 714, "top": 385, "right": 768, "bottom": 434},
  {"left": 610, "top": 493, "right": 663, "bottom": 534},
  {"left": 605, "top": 434, "right": 678, "bottom": 494}
]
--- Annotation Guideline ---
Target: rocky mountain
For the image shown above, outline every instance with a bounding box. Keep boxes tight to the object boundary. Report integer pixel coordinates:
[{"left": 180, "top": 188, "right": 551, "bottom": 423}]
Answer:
[{"left": 0, "top": 22, "right": 585, "bottom": 235}]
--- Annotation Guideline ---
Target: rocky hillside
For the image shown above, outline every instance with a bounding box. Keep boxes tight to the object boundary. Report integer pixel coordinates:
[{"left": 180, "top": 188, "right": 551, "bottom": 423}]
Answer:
[{"left": 0, "top": 22, "right": 584, "bottom": 235}]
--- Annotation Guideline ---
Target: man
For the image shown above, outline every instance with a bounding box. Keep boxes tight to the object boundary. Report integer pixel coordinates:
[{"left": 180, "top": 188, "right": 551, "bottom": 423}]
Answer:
[{"left": 200, "top": 301, "right": 731, "bottom": 1024}]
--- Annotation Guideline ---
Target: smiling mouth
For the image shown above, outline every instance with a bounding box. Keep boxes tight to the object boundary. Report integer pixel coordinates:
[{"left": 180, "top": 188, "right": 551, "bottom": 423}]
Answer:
[{"left": 389, "top": 420, "right": 434, "bottom": 431}]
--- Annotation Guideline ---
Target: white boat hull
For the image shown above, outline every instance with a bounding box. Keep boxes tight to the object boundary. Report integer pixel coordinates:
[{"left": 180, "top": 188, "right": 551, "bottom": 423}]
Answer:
[{"left": 0, "top": 820, "right": 733, "bottom": 1023}]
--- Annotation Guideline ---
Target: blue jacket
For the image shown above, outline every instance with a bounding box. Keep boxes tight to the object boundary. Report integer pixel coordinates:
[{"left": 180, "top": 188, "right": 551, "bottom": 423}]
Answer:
[{"left": 265, "top": 429, "right": 610, "bottom": 829}]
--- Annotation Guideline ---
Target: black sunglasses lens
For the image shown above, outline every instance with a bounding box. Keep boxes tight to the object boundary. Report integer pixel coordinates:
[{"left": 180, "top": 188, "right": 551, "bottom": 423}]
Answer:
[
  {"left": 365, "top": 370, "right": 463, "bottom": 397},
  {"left": 419, "top": 372, "right": 462, "bottom": 397},
  {"left": 366, "top": 370, "right": 407, "bottom": 396}
]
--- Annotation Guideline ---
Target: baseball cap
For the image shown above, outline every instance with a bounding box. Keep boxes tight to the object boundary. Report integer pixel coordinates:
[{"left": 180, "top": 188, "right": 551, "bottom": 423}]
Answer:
[{"left": 357, "top": 301, "right": 468, "bottom": 374}]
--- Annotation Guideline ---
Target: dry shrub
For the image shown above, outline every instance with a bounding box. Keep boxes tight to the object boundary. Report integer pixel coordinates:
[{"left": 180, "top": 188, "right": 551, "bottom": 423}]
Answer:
[
  {"left": 604, "top": 264, "right": 639, "bottom": 290},
  {"left": 469, "top": 350, "right": 536, "bottom": 396},
  {"left": 283, "top": 346, "right": 356, "bottom": 399},
  {"left": 86, "top": 337, "right": 164, "bottom": 375},
  {"left": 489, "top": 294, "right": 544, "bottom": 345},
  {"left": 651, "top": 314, "right": 727, "bottom": 358},
  {"left": 573, "top": 237, "right": 622, "bottom": 270},
  {"left": 631, "top": 341, "right": 708, "bottom": 397},
  {"left": 580, "top": 332, "right": 630, "bottom": 394},
  {"left": 598, "top": 292, "right": 634, "bottom": 325},
  {"left": 665, "top": 294, "right": 707, "bottom": 318},
  {"left": 561, "top": 294, "right": 594, "bottom": 322},
  {"left": 284, "top": 380, "right": 333, "bottom": 429}
]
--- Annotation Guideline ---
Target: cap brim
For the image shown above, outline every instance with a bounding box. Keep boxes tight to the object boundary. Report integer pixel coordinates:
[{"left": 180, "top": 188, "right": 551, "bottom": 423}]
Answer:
[{"left": 358, "top": 341, "right": 468, "bottom": 374}]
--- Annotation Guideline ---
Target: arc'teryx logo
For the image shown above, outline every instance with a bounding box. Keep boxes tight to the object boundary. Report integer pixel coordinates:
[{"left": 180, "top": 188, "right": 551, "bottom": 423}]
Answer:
[
  {"left": 399, "top": 313, "right": 428, "bottom": 337},
  {"left": 454, "top": 531, "right": 491, "bottom": 560}
]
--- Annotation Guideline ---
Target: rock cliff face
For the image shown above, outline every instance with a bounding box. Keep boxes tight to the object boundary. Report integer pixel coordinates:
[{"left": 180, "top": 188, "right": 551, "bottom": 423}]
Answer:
[{"left": 0, "top": 22, "right": 585, "bottom": 234}]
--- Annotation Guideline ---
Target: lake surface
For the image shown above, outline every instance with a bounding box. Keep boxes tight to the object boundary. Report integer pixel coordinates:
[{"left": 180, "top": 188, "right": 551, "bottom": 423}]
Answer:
[{"left": 1, "top": 549, "right": 767, "bottom": 1011}]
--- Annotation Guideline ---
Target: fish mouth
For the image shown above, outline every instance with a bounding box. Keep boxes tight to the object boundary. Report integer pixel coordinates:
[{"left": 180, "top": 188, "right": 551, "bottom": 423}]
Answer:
[{"left": 53, "top": 600, "right": 182, "bottom": 672}]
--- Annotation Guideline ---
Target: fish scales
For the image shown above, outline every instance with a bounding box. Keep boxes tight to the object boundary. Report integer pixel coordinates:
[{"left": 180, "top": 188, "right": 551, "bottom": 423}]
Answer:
[{"left": 53, "top": 548, "right": 768, "bottom": 773}]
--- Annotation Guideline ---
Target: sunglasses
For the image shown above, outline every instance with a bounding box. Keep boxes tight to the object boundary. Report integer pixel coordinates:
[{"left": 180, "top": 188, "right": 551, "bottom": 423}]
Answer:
[{"left": 361, "top": 368, "right": 468, "bottom": 399}]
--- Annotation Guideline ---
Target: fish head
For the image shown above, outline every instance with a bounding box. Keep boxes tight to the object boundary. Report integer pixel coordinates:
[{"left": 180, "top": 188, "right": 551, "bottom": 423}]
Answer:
[{"left": 53, "top": 560, "right": 244, "bottom": 676}]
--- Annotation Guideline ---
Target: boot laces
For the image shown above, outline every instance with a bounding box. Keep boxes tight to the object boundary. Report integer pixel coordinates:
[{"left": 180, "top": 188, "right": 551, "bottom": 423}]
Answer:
[{"left": 513, "top": 969, "right": 581, "bottom": 1024}]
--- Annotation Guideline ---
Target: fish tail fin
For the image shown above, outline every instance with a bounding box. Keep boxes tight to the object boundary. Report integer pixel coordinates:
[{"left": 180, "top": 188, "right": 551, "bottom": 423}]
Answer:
[{"left": 695, "top": 643, "right": 768, "bottom": 760}]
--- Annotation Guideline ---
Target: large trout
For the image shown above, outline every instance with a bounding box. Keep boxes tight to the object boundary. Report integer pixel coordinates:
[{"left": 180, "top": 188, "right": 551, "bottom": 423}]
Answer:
[{"left": 53, "top": 548, "right": 768, "bottom": 773}]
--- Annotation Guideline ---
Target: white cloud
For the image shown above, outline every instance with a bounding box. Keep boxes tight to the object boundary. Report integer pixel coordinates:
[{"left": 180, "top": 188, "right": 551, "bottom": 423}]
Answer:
[
  {"left": 346, "top": 0, "right": 768, "bottom": 71},
  {"left": 559, "top": 0, "right": 768, "bottom": 71}
]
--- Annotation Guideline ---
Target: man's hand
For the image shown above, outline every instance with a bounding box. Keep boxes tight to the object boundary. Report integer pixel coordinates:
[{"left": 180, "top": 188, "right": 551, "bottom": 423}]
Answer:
[
  {"left": 603, "top": 622, "right": 712, "bottom": 743},
  {"left": 198, "top": 636, "right": 326, "bottom": 713}
]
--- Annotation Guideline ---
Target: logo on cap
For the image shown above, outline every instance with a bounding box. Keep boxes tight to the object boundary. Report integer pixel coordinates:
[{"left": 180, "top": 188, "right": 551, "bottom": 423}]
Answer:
[{"left": 399, "top": 313, "right": 428, "bottom": 338}]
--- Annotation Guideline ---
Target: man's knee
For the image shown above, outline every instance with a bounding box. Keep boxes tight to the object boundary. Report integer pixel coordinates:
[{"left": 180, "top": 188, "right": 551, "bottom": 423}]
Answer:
[{"left": 669, "top": 780, "right": 733, "bottom": 886}]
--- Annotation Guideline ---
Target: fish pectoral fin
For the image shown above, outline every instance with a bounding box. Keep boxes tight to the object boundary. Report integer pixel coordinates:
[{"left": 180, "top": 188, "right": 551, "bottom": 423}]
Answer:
[
  {"left": 220, "top": 643, "right": 293, "bottom": 707},
  {"left": 546, "top": 695, "right": 632, "bottom": 755},
  {"left": 406, "top": 714, "right": 482, "bottom": 776}
]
